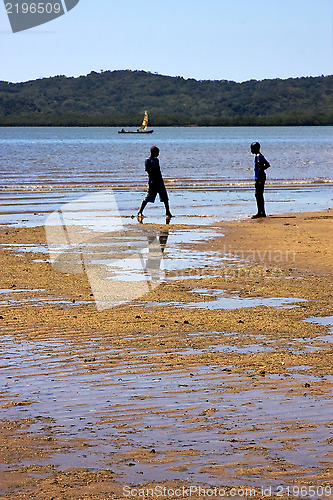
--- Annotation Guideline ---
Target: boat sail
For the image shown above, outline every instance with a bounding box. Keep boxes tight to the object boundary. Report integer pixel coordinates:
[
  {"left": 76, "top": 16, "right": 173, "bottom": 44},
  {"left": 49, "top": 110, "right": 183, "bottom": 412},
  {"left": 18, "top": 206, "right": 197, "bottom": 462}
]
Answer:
[
  {"left": 140, "top": 111, "right": 149, "bottom": 131},
  {"left": 118, "top": 110, "right": 154, "bottom": 134}
]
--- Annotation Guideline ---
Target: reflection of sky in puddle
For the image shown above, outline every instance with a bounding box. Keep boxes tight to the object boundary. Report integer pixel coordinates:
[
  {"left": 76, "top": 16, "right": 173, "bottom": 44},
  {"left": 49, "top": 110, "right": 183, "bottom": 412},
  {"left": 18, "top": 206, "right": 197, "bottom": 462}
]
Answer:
[
  {"left": 1, "top": 227, "right": 229, "bottom": 308},
  {"left": 0, "top": 243, "right": 49, "bottom": 255},
  {"left": 0, "top": 220, "right": 304, "bottom": 309},
  {"left": 0, "top": 296, "right": 92, "bottom": 307},
  {"left": 140, "top": 287, "right": 306, "bottom": 310},
  {"left": 304, "top": 315, "right": 333, "bottom": 326},
  {"left": 167, "top": 272, "right": 220, "bottom": 280},
  {"left": 0, "top": 288, "right": 45, "bottom": 294},
  {"left": 2, "top": 227, "right": 225, "bottom": 275},
  {"left": 93, "top": 255, "right": 165, "bottom": 283},
  {"left": 1, "top": 334, "right": 332, "bottom": 488},
  {"left": 135, "top": 344, "right": 273, "bottom": 356},
  {"left": 72, "top": 227, "right": 226, "bottom": 279},
  {"left": 187, "top": 329, "right": 332, "bottom": 354},
  {"left": 295, "top": 315, "right": 333, "bottom": 352},
  {"left": 0, "top": 219, "right": 314, "bottom": 312},
  {"left": 169, "top": 344, "right": 273, "bottom": 355},
  {"left": 163, "top": 228, "right": 230, "bottom": 272}
]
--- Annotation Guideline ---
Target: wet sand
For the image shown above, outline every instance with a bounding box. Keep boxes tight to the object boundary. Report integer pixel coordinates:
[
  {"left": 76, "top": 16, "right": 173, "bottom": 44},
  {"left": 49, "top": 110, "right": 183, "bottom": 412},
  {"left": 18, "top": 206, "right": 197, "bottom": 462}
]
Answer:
[{"left": 0, "top": 209, "right": 332, "bottom": 499}]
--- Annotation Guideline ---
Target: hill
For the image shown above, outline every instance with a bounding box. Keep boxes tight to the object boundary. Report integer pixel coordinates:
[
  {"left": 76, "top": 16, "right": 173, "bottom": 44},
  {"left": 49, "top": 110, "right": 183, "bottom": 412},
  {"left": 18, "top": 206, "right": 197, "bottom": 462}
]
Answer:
[{"left": 0, "top": 70, "right": 332, "bottom": 126}]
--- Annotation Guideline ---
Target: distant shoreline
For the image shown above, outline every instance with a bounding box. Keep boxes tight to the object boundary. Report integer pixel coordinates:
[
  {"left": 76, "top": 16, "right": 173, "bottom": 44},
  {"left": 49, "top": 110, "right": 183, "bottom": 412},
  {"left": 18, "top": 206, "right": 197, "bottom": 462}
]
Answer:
[
  {"left": 1, "top": 122, "right": 333, "bottom": 127},
  {"left": 1, "top": 71, "right": 332, "bottom": 127}
]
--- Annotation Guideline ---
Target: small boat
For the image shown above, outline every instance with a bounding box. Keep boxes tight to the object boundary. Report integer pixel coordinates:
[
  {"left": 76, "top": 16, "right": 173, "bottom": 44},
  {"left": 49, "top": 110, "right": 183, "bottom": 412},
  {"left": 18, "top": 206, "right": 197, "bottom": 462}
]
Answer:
[{"left": 118, "top": 111, "right": 154, "bottom": 134}]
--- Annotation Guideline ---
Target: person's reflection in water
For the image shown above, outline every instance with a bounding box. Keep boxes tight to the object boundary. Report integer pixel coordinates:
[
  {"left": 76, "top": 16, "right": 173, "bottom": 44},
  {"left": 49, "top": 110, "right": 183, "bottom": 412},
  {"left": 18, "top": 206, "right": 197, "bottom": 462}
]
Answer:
[{"left": 143, "top": 227, "right": 169, "bottom": 287}]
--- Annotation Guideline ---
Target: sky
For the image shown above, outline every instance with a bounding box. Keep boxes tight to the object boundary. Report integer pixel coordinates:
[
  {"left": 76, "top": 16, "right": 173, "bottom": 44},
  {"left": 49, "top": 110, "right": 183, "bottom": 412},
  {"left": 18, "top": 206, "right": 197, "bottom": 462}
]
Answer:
[{"left": 0, "top": 0, "right": 332, "bottom": 83}]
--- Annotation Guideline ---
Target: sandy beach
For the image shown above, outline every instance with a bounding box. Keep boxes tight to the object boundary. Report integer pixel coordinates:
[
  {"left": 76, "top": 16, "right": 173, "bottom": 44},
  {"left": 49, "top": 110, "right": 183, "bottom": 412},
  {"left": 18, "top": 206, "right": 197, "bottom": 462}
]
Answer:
[{"left": 0, "top": 208, "right": 332, "bottom": 500}]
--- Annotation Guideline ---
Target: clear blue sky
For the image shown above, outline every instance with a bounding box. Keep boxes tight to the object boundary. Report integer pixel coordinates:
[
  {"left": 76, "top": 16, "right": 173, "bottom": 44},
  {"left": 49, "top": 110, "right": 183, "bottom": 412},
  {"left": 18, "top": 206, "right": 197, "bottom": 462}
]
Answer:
[{"left": 1, "top": 0, "right": 332, "bottom": 83}]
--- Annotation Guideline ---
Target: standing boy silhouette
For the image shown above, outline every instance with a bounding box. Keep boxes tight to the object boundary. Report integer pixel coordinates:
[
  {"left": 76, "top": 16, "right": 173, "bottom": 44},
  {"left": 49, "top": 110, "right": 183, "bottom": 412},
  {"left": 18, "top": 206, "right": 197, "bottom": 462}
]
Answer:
[
  {"left": 138, "top": 146, "right": 172, "bottom": 221},
  {"left": 250, "top": 142, "right": 270, "bottom": 218}
]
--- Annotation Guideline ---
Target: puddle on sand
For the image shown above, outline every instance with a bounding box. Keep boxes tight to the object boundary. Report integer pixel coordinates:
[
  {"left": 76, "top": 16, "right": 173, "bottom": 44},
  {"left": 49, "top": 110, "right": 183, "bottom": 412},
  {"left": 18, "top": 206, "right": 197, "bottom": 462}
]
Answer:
[
  {"left": 0, "top": 243, "right": 49, "bottom": 255},
  {"left": 0, "top": 296, "right": 93, "bottom": 307},
  {"left": 1, "top": 334, "right": 332, "bottom": 490},
  {"left": 287, "top": 336, "right": 333, "bottom": 354},
  {"left": 0, "top": 225, "right": 255, "bottom": 310},
  {"left": 2, "top": 224, "right": 300, "bottom": 311},
  {"left": 304, "top": 315, "right": 333, "bottom": 327},
  {"left": 289, "top": 315, "right": 333, "bottom": 353},
  {"left": 0, "top": 288, "right": 92, "bottom": 308},
  {"left": 139, "top": 287, "right": 306, "bottom": 310},
  {"left": 168, "top": 344, "right": 273, "bottom": 355},
  {"left": 0, "top": 288, "right": 45, "bottom": 294},
  {"left": 1, "top": 227, "right": 231, "bottom": 308},
  {"left": 187, "top": 329, "right": 332, "bottom": 355}
]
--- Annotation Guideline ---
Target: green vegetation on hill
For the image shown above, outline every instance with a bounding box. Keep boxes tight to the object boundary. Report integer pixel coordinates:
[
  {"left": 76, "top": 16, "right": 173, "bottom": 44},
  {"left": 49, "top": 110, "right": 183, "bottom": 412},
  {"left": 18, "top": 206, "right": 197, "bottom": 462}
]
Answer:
[{"left": 0, "top": 70, "right": 332, "bottom": 126}]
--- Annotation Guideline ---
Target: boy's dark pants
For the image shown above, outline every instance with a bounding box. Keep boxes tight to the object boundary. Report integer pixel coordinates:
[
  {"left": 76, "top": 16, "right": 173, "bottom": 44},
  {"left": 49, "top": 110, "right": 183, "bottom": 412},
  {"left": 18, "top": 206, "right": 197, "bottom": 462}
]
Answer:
[{"left": 255, "top": 179, "right": 265, "bottom": 215}]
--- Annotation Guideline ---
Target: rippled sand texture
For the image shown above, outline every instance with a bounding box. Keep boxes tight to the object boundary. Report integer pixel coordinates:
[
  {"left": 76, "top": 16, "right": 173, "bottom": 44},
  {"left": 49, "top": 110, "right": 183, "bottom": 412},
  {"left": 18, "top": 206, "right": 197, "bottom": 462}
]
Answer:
[{"left": 0, "top": 209, "right": 332, "bottom": 499}]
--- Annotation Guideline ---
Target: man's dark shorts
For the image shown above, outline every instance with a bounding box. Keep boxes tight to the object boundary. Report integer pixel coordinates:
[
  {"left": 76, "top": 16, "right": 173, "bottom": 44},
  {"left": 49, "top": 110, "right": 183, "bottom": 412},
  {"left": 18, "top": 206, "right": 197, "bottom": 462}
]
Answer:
[
  {"left": 145, "top": 181, "right": 168, "bottom": 203},
  {"left": 255, "top": 178, "right": 265, "bottom": 197}
]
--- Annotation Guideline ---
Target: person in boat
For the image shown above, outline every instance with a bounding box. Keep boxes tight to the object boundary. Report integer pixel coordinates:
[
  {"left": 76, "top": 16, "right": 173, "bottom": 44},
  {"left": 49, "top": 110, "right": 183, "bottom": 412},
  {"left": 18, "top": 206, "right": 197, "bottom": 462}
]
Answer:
[
  {"left": 137, "top": 146, "right": 172, "bottom": 220},
  {"left": 250, "top": 141, "right": 270, "bottom": 218}
]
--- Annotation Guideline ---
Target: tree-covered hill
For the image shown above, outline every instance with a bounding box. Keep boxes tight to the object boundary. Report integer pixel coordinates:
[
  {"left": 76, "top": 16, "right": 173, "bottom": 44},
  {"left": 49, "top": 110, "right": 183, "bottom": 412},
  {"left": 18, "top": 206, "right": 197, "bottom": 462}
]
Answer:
[{"left": 0, "top": 70, "right": 332, "bottom": 126}]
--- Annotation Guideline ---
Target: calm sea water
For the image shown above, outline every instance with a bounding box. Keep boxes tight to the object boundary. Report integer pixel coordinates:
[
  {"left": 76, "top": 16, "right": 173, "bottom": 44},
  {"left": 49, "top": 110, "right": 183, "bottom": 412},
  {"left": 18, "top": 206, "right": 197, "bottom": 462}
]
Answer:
[{"left": 0, "top": 126, "right": 332, "bottom": 225}]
